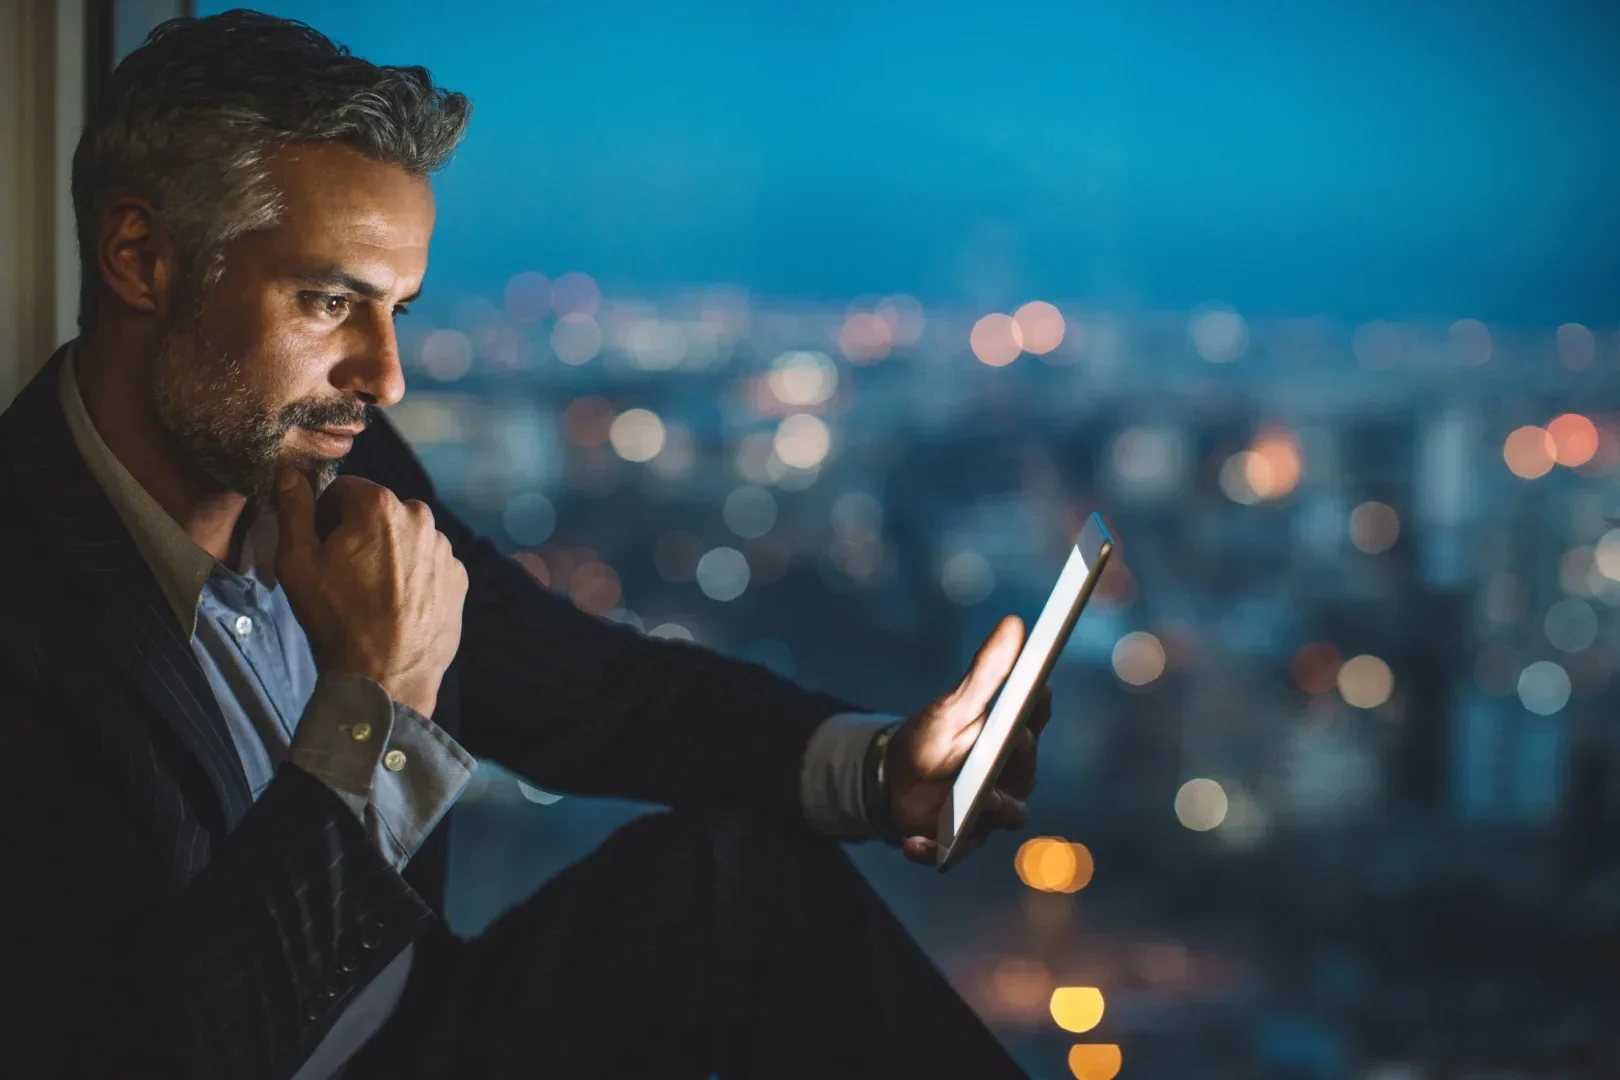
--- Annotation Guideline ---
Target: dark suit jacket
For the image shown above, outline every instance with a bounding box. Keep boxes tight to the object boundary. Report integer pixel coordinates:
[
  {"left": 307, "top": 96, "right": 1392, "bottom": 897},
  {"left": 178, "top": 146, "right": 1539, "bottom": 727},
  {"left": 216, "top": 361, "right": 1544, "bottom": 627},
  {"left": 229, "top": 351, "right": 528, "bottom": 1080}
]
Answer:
[{"left": 0, "top": 347, "right": 853, "bottom": 1079}]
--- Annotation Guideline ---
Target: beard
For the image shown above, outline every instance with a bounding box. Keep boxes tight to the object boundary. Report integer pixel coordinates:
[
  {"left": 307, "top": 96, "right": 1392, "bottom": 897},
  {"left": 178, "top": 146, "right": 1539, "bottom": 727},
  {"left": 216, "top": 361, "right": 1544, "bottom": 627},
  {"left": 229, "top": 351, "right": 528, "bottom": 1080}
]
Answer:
[{"left": 149, "top": 324, "right": 370, "bottom": 506}]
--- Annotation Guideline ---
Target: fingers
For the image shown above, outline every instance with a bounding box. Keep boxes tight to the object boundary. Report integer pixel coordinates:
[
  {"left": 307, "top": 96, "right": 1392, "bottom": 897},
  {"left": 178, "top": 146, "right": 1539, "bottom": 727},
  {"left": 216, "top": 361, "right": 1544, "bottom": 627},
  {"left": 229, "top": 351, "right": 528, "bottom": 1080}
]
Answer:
[
  {"left": 982, "top": 789, "right": 1028, "bottom": 830},
  {"left": 1026, "top": 684, "right": 1054, "bottom": 736},
  {"left": 948, "top": 615, "right": 1025, "bottom": 725},
  {"left": 274, "top": 467, "right": 318, "bottom": 580}
]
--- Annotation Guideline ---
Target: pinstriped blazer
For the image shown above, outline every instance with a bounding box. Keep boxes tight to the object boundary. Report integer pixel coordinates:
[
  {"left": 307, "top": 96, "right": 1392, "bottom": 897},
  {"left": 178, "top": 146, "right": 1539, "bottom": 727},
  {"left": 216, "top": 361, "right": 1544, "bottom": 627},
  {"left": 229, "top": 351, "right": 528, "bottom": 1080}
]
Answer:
[{"left": 0, "top": 346, "right": 854, "bottom": 1079}]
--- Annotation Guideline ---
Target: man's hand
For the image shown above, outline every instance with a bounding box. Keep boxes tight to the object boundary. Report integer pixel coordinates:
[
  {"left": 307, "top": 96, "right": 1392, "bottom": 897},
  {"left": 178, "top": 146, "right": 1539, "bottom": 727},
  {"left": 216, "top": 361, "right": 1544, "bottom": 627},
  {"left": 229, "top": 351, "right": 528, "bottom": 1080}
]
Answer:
[
  {"left": 274, "top": 469, "right": 468, "bottom": 717},
  {"left": 885, "top": 615, "right": 1053, "bottom": 866}
]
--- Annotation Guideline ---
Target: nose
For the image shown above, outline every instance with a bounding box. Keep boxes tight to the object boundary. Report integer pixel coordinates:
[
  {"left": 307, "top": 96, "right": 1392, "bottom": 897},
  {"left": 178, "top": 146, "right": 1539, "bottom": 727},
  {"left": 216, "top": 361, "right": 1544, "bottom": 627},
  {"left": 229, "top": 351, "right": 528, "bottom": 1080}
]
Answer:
[{"left": 333, "top": 306, "right": 407, "bottom": 408}]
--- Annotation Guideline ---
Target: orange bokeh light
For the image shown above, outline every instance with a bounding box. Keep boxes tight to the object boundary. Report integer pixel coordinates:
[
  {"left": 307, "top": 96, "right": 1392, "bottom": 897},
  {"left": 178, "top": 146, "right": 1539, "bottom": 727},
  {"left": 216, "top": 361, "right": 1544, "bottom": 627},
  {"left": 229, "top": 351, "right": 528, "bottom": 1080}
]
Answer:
[
  {"left": 1548, "top": 413, "right": 1599, "bottom": 468},
  {"left": 1015, "top": 838, "right": 1094, "bottom": 893},
  {"left": 1503, "top": 425, "right": 1556, "bottom": 479},
  {"left": 568, "top": 561, "right": 622, "bottom": 615},
  {"left": 1291, "top": 642, "right": 1342, "bottom": 696},
  {"left": 1013, "top": 301, "right": 1066, "bottom": 355},
  {"left": 512, "top": 551, "right": 550, "bottom": 587},
  {"left": 1248, "top": 432, "right": 1301, "bottom": 499},
  {"left": 1068, "top": 1044, "right": 1122, "bottom": 1080},
  {"left": 971, "top": 313, "right": 1024, "bottom": 366}
]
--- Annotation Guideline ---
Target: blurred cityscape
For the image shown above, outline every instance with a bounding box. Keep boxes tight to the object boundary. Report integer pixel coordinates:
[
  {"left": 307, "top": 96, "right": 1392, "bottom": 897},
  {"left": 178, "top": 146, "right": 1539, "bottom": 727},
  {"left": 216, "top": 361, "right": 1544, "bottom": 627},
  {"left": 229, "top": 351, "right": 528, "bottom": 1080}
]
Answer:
[{"left": 392, "top": 280, "right": 1620, "bottom": 1079}]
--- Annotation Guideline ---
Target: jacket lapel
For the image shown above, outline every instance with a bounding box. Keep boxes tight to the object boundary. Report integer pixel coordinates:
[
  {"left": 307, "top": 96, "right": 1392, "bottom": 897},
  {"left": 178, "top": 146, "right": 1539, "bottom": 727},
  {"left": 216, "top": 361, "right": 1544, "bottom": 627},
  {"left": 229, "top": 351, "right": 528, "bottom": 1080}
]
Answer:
[{"left": 1, "top": 346, "right": 253, "bottom": 834}]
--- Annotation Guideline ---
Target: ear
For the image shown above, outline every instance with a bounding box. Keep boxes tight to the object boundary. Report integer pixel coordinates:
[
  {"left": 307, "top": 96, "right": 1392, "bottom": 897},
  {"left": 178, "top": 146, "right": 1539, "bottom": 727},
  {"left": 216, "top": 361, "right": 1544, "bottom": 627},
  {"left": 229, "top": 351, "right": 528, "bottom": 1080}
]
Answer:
[{"left": 96, "top": 196, "right": 179, "bottom": 322}]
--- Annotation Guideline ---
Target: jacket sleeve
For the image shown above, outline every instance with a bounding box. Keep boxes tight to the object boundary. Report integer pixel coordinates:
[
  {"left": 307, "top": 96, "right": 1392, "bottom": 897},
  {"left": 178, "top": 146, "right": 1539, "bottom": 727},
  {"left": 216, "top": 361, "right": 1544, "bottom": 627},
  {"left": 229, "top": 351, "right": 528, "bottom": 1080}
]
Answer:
[{"left": 0, "top": 678, "right": 435, "bottom": 1080}]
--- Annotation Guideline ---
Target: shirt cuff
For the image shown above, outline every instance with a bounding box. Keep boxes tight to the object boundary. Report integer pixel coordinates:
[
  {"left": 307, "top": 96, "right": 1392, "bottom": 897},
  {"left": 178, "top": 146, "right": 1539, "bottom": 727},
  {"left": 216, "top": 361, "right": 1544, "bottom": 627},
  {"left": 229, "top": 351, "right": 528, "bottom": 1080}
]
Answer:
[
  {"left": 286, "top": 673, "right": 477, "bottom": 870},
  {"left": 798, "top": 712, "right": 900, "bottom": 839}
]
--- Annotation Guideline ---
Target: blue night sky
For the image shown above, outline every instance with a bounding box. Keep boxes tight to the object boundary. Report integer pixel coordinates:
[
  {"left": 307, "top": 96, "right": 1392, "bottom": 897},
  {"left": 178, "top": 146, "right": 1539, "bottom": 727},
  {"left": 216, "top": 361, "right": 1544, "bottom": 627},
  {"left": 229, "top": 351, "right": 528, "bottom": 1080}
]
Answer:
[{"left": 204, "top": 0, "right": 1620, "bottom": 325}]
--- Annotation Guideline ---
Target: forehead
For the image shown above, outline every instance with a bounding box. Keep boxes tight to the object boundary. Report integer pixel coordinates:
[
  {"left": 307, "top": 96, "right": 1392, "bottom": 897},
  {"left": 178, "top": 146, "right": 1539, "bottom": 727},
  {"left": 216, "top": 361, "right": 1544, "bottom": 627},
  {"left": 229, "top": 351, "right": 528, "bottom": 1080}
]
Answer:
[{"left": 256, "top": 142, "right": 435, "bottom": 267}]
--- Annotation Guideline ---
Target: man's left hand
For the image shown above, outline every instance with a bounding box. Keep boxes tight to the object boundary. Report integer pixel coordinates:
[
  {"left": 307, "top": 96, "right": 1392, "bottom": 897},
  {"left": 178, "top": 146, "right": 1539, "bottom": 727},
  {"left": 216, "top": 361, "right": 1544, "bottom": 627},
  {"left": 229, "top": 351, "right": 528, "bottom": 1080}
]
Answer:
[{"left": 883, "top": 615, "right": 1052, "bottom": 866}]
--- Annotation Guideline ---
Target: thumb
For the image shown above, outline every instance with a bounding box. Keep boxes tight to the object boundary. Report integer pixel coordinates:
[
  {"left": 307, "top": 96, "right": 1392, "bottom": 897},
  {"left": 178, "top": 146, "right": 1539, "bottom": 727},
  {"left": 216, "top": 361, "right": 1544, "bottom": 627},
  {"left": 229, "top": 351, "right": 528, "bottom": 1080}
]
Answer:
[
  {"left": 274, "top": 467, "right": 319, "bottom": 585},
  {"left": 947, "top": 615, "right": 1025, "bottom": 726}
]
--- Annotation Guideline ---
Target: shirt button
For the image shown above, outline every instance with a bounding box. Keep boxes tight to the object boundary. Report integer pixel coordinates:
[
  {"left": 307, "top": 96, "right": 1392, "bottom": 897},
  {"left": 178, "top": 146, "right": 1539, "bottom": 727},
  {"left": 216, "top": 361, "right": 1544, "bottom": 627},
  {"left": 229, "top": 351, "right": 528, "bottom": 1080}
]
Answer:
[
  {"left": 346, "top": 722, "right": 373, "bottom": 742},
  {"left": 383, "top": 749, "right": 408, "bottom": 772},
  {"left": 233, "top": 615, "right": 253, "bottom": 637}
]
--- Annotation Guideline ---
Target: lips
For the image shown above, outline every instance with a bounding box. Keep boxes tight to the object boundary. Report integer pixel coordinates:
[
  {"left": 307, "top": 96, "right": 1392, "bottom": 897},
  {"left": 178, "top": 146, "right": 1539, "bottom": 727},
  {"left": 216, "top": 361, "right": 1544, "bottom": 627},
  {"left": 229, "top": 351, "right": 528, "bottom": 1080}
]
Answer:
[{"left": 301, "top": 426, "right": 362, "bottom": 456}]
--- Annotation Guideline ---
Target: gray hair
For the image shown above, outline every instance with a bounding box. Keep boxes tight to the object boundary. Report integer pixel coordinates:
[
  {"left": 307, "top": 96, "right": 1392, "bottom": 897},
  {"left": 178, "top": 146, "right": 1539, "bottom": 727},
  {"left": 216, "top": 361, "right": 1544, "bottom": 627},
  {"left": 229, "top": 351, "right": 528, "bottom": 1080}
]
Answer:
[{"left": 71, "top": 8, "right": 471, "bottom": 331}]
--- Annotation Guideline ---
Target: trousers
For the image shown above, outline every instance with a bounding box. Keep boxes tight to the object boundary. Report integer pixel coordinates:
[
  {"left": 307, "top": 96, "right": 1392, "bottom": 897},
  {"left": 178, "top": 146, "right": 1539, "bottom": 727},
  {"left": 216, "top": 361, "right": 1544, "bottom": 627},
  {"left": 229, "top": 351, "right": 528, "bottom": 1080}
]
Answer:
[{"left": 342, "top": 808, "right": 1026, "bottom": 1079}]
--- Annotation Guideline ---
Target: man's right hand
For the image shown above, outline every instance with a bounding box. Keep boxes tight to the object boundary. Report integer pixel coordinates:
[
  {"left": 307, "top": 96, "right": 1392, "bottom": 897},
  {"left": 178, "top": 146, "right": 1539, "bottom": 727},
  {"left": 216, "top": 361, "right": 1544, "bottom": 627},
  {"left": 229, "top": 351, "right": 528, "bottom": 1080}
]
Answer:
[{"left": 274, "top": 468, "right": 468, "bottom": 717}]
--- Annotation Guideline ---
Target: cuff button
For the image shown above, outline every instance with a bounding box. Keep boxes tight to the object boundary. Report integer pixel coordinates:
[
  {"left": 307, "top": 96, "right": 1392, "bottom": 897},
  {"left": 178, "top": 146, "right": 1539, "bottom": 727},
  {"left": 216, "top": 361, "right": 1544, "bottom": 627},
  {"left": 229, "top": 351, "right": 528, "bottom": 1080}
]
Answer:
[
  {"left": 383, "top": 749, "right": 408, "bottom": 772},
  {"left": 343, "top": 722, "right": 373, "bottom": 742}
]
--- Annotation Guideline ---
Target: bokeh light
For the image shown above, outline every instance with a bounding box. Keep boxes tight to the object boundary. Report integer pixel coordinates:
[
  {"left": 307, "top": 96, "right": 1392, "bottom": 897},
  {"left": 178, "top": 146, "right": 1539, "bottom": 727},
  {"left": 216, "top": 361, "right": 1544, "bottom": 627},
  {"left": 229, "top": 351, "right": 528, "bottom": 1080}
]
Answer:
[
  {"left": 502, "top": 270, "right": 551, "bottom": 323},
  {"left": 875, "top": 294, "right": 925, "bottom": 345},
  {"left": 421, "top": 328, "right": 473, "bottom": 382},
  {"left": 838, "top": 312, "right": 892, "bottom": 363},
  {"left": 551, "top": 271, "right": 600, "bottom": 316},
  {"left": 1049, "top": 988, "right": 1105, "bottom": 1034},
  {"left": 1557, "top": 322, "right": 1596, "bottom": 370},
  {"left": 774, "top": 414, "right": 831, "bottom": 468},
  {"left": 568, "top": 561, "right": 621, "bottom": 616},
  {"left": 1014, "top": 838, "right": 1094, "bottom": 893},
  {"left": 1338, "top": 654, "right": 1394, "bottom": 709},
  {"left": 551, "top": 313, "right": 602, "bottom": 365},
  {"left": 941, "top": 551, "right": 994, "bottom": 605},
  {"left": 647, "top": 622, "right": 695, "bottom": 643},
  {"left": 1068, "top": 1044, "right": 1123, "bottom": 1080},
  {"left": 1547, "top": 413, "right": 1598, "bottom": 467},
  {"left": 608, "top": 408, "right": 666, "bottom": 462},
  {"left": 1189, "top": 307, "right": 1247, "bottom": 362},
  {"left": 1291, "top": 642, "right": 1342, "bottom": 695},
  {"left": 1250, "top": 433, "right": 1302, "bottom": 498},
  {"left": 502, "top": 492, "right": 556, "bottom": 546},
  {"left": 1013, "top": 301, "right": 1065, "bottom": 355},
  {"left": 992, "top": 958, "right": 1051, "bottom": 1011},
  {"left": 722, "top": 485, "right": 777, "bottom": 539},
  {"left": 1219, "top": 452, "right": 1266, "bottom": 505},
  {"left": 1560, "top": 547, "right": 1596, "bottom": 596},
  {"left": 1518, "top": 660, "right": 1571, "bottom": 715},
  {"left": 1175, "top": 779, "right": 1229, "bottom": 831},
  {"left": 1349, "top": 501, "right": 1401, "bottom": 554},
  {"left": 696, "top": 546, "right": 751, "bottom": 602},
  {"left": 1112, "top": 632, "right": 1166, "bottom": 686},
  {"left": 1545, "top": 598, "right": 1598, "bottom": 653},
  {"left": 1596, "top": 529, "right": 1620, "bottom": 582},
  {"left": 1447, "top": 318, "right": 1492, "bottom": 366},
  {"left": 767, "top": 350, "right": 838, "bottom": 406},
  {"left": 971, "top": 313, "right": 1024, "bottom": 367},
  {"left": 562, "top": 396, "right": 614, "bottom": 448},
  {"left": 1503, "top": 426, "right": 1556, "bottom": 479}
]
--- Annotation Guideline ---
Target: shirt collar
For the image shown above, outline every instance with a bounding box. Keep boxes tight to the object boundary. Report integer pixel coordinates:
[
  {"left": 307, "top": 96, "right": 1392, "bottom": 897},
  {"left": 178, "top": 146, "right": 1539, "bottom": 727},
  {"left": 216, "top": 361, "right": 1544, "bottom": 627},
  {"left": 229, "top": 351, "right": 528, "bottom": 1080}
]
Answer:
[{"left": 57, "top": 346, "right": 281, "bottom": 636}]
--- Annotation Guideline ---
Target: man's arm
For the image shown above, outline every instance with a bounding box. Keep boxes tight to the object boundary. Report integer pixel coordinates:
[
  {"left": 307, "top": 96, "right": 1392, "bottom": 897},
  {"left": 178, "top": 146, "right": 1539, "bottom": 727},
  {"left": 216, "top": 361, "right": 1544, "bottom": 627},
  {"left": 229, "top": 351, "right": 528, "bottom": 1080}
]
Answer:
[{"left": 0, "top": 678, "right": 433, "bottom": 1080}]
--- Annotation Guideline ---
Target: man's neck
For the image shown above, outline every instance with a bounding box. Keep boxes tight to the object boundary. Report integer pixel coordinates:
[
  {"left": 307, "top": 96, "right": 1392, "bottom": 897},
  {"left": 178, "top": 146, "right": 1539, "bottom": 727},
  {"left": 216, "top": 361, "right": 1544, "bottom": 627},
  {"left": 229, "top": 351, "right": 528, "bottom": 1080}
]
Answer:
[{"left": 75, "top": 332, "right": 248, "bottom": 565}]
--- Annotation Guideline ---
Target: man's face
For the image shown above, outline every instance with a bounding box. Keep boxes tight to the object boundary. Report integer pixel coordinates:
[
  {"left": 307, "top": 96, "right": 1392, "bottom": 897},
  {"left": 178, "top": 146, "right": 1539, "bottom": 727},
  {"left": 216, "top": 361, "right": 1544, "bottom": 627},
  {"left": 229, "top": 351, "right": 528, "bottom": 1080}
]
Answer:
[{"left": 151, "top": 142, "right": 434, "bottom": 502}]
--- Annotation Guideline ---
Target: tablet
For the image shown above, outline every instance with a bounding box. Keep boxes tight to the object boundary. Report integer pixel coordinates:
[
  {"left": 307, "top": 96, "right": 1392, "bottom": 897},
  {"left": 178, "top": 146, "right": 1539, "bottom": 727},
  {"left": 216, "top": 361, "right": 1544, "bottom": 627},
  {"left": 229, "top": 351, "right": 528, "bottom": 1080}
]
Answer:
[{"left": 936, "top": 512, "right": 1114, "bottom": 870}]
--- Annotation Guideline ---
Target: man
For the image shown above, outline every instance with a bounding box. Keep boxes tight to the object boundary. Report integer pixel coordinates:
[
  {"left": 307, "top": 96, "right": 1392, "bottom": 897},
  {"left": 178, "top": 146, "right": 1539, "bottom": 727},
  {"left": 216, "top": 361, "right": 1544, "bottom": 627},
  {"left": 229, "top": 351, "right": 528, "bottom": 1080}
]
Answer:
[{"left": 0, "top": 11, "right": 1051, "bottom": 1079}]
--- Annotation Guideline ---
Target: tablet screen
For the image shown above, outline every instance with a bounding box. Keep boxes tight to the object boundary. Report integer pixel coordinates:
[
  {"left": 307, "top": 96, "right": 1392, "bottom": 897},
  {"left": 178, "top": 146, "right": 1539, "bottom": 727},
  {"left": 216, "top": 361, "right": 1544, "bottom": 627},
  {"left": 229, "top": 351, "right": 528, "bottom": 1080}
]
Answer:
[{"left": 946, "top": 516, "right": 1111, "bottom": 840}]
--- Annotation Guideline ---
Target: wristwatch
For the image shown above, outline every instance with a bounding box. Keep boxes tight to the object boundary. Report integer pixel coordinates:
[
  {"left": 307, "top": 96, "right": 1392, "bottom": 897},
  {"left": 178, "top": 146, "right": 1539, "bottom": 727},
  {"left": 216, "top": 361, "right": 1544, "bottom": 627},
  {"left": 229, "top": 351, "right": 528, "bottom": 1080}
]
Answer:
[{"left": 861, "top": 722, "right": 906, "bottom": 847}]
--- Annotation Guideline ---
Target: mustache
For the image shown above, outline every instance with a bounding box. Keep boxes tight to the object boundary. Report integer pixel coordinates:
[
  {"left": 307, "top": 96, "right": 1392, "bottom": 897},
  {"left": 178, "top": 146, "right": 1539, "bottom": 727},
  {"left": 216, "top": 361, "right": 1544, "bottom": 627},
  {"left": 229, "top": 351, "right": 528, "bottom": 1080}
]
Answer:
[{"left": 278, "top": 398, "right": 374, "bottom": 433}]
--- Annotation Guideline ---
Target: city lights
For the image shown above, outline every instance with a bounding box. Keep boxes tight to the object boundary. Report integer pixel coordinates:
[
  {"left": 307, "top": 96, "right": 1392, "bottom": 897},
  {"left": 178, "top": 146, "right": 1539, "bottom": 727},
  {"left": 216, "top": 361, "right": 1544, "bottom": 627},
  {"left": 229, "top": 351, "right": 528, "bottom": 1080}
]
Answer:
[
  {"left": 875, "top": 294, "right": 926, "bottom": 345},
  {"left": 1174, "top": 779, "right": 1228, "bottom": 831},
  {"left": 568, "top": 560, "right": 621, "bottom": 616},
  {"left": 1049, "top": 987, "right": 1105, "bottom": 1034},
  {"left": 774, "top": 414, "right": 831, "bottom": 469},
  {"left": 502, "top": 270, "right": 551, "bottom": 323},
  {"left": 971, "top": 313, "right": 1024, "bottom": 366},
  {"left": 562, "top": 396, "right": 613, "bottom": 448},
  {"left": 1349, "top": 501, "right": 1401, "bottom": 554},
  {"left": 1544, "top": 598, "right": 1598, "bottom": 653},
  {"left": 1292, "top": 642, "right": 1342, "bottom": 695},
  {"left": 766, "top": 350, "right": 837, "bottom": 406},
  {"left": 551, "top": 271, "right": 600, "bottom": 317},
  {"left": 1518, "top": 661, "right": 1571, "bottom": 716},
  {"left": 1447, "top": 318, "right": 1492, "bottom": 367},
  {"left": 1189, "top": 306, "right": 1247, "bottom": 363},
  {"left": 1013, "top": 301, "right": 1065, "bottom": 355},
  {"left": 421, "top": 328, "right": 473, "bottom": 382},
  {"left": 696, "top": 546, "right": 751, "bottom": 602},
  {"left": 1503, "top": 425, "right": 1555, "bottom": 479},
  {"left": 1547, "top": 413, "right": 1598, "bottom": 467},
  {"left": 1250, "top": 432, "right": 1302, "bottom": 498},
  {"left": 608, "top": 408, "right": 667, "bottom": 462},
  {"left": 1557, "top": 322, "right": 1596, "bottom": 370},
  {"left": 838, "top": 312, "right": 892, "bottom": 363},
  {"left": 940, "top": 550, "right": 994, "bottom": 606},
  {"left": 1014, "top": 838, "right": 1094, "bottom": 893},
  {"left": 502, "top": 492, "right": 556, "bottom": 546},
  {"left": 1067, "top": 1044, "right": 1122, "bottom": 1080},
  {"left": 722, "top": 485, "right": 778, "bottom": 539},
  {"left": 551, "top": 313, "right": 602, "bottom": 365},
  {"left": 647, "top": 622, "right": 695, "bottom": 643},
  {"left": 1112, "top": 631, "right": 1166, "bottom": 686},
  {"left": 1338, "top": 654, "right": 1394, "bottom": 709}
]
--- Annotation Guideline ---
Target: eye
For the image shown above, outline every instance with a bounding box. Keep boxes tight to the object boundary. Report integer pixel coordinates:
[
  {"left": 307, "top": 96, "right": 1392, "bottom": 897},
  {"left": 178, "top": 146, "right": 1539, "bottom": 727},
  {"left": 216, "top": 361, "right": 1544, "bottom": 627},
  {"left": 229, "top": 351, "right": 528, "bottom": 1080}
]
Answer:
[
  {"left": 320, "top": 294, "right": 350, "bottom": 317},
  {"left": 392, "top": 304, "right": 411, "bottom": 319}
]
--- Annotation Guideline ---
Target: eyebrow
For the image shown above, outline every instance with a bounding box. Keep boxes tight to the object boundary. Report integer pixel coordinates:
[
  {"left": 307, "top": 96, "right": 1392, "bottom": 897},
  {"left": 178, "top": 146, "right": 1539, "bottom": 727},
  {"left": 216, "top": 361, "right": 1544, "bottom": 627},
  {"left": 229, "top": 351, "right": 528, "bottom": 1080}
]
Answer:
[{"left": 292, "top": 267, "right": 421, "bottom": 306}]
